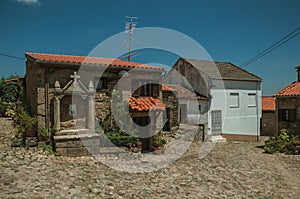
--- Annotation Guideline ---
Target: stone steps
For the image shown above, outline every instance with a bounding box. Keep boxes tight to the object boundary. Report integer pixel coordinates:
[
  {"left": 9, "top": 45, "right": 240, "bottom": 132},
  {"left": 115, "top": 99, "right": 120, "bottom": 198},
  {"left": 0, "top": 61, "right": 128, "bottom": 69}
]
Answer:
[
  {"left": 54, "top": 129, "right": 91, "bottom": 136},
  {"left": 53, "top": 129, "right": 101, "bottom": 157}
]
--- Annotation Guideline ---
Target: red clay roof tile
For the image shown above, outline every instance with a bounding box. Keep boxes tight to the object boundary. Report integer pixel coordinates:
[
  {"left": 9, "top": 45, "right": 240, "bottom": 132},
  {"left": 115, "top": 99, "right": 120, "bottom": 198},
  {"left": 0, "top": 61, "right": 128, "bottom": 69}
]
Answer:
[
  {"left": 25, "top": 52, "right": 165, "bottom": 71},
  {"left": 129, "top": 97, "right": 166, "bottom": 111},
  {"left": 162, "top": 84, "right": 174, "bottom": 91},
  {"left": 274, "top": 81, "right": 300, "bottom": 97},
  {"left": 262, "top": 96, "right": 276, "bottom": 111}
]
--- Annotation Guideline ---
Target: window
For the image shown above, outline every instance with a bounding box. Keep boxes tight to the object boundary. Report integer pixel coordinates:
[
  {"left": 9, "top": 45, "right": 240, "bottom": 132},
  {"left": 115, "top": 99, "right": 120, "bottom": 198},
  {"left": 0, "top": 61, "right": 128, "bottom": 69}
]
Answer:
[
  {"left": 248, "top": 93, "right": 256, "bottom": 107},
  {"left": 229, "top": 93, "right": 239, "bottom": 108},
  {"left": 132, "top": 80, "right": 159, "bottom": 97},
  {"left": 279, "top": 109, "right": 296, "bottom": 122},
  {"left": 94, "top": 77, "right": 107, "bottom": 91}
]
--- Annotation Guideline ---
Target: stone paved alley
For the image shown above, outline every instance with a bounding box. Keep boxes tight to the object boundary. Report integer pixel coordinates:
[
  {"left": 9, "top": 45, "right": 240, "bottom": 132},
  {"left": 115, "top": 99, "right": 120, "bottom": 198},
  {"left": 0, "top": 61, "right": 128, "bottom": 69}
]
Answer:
[{"left": 0, "top": 117, "right": 300, "bottom": 198}]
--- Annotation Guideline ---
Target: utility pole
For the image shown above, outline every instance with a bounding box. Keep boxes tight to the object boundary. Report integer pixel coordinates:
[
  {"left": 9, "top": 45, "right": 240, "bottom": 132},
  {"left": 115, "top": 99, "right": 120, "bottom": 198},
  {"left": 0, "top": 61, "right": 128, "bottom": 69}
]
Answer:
[{"left": 124, "top": 16, "right": 138, "bottom": 61}]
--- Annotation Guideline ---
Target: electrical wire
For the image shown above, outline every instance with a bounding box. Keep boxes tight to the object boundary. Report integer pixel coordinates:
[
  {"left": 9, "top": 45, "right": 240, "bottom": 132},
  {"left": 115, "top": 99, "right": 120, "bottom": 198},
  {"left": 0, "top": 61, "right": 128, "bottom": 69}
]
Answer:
[
  {"left": 0, "top": 52, "right": 25, "bottom": 60},
  {"left": 240, "top": 27, "right": 300, "bottom": 68}
]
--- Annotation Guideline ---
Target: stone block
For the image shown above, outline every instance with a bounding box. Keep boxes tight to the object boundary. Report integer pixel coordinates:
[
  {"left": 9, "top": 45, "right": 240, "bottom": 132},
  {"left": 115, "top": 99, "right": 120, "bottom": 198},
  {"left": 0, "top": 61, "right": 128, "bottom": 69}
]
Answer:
[
  {"left": 56, "top": 140, "right": 83, "bottom": 148},
  {"left": 56, "top": 147, "right": 90, "bottom": 157},
  {"left": 37, "top": 104, "right": 46, "bottom": 116},
  {"left": 37, "top": 88, "right": 45, "bottom": 104},
  {"left": 26, "top": 137, "right": 38, "bottom": 147}
]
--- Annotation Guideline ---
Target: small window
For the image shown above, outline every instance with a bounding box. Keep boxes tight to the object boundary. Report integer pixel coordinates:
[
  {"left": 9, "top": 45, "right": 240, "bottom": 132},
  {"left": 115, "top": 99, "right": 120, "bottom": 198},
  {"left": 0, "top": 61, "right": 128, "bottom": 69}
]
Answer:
[
  {"left": 248, "top": 93, "right": 256, "bottom": 107},
  {"left": 95, "top": 77, "right": 107, "bottom": 91},
  {"left": 132, "top": 79, "right": 158, "bottom": 97},
  {"left": 279, "top": 109, "right": 296, "bottom": 122},
  {"left": 229, "top": 93, "right": 239, "bottom": 108}
]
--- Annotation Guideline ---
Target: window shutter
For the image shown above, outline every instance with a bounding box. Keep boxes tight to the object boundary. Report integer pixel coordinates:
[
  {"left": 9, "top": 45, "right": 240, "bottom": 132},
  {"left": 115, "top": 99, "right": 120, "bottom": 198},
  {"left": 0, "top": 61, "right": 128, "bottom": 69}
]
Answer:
[
  {"left": 152, "top": 84, "right": 159, "bottom": 97},
  {"left": 278, "top": 109, "right": 283, "bottom": 121},
  {"left": 291, "top": 109, "right": 296, "bottom": 122},
  {"left": 132, "top": 80, "right": 140, "bottom": 97}
]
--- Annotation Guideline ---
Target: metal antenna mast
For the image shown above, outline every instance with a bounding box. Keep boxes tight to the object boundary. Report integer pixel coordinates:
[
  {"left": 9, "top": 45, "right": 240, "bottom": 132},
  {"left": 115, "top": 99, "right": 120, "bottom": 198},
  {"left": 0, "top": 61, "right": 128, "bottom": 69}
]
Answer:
[{"left": 124, "top": 16, "right": 138, "bottom": 61}]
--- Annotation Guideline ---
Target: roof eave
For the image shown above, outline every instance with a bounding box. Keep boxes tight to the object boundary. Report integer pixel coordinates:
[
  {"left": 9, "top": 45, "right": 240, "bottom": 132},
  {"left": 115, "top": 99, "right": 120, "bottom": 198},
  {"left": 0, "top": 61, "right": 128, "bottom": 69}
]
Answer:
[
  {"left": 211, "top": 77, "right": 262, "bottom": 82},
  {"left": 28, "top": 59, "right": 165, "bottom": 72}
]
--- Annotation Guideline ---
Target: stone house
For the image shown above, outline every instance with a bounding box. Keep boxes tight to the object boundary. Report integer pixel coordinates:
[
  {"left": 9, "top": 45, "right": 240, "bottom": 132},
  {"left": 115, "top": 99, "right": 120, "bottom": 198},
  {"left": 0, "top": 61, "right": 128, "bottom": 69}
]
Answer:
[
  {"left": 164, "top": 58, "right": 262, "bottom": 141},
  {"left": 261, "top": 96, "right": 276, "bottom": 136},
  {"left": 273, "top": 66, "right": 300, "bottom": 136},
  {"left": 161, "top": 83, "right": 208, "bottom": 132},
  {"left": 25, "top": 52, "right": 166, "bottom": 155}
]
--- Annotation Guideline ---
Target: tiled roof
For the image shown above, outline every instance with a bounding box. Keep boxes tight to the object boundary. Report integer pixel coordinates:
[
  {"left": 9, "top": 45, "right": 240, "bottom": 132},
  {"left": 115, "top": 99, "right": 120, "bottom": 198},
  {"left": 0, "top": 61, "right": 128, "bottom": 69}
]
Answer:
[
  {"left": 262, "top": 96, "right": 276, "bottom": 111},
  {"left": 274, "top": 81, "right": 300, "bottom": 97},
  {"left": 25, "top": 52, "right": 165, "bottom": 71},
  {"left": 129, "top": 97, "right": 166, "bottom": 111},
  {"left": 162, "top": 84, "right": 174, "bottom": 91},
  {"left": 183, "top": 58, "right": 262, "bottom": 81}
]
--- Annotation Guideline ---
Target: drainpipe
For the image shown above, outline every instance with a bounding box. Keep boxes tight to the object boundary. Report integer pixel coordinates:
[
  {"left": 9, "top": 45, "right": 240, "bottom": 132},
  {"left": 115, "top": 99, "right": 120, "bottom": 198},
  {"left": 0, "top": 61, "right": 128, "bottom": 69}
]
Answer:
[
  {"left": 255, "top": 81, "right": 260, "bottom": 142},
  {"left": 276, "top": 97, "right": 279, "bottom": 135}
]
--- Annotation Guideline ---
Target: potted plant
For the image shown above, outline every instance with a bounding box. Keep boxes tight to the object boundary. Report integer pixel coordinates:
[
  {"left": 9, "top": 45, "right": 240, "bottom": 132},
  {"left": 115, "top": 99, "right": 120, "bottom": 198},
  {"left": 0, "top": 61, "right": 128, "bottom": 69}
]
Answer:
[
  {"left": 20, "top": 113, "right": 37, "bottom": 137},
  {"left": 38, "top": 126, "right": 51, "bottom": 144},
  {"left": 153, "top": 133, "right": 166, "bottom": 155}
]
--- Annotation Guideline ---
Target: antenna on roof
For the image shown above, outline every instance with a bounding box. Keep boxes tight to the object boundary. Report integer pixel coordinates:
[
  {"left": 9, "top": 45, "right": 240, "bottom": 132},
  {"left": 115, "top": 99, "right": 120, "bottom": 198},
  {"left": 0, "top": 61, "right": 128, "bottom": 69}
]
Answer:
[{"left": 124, "top": 16, "right": 140, "bottom": 61}]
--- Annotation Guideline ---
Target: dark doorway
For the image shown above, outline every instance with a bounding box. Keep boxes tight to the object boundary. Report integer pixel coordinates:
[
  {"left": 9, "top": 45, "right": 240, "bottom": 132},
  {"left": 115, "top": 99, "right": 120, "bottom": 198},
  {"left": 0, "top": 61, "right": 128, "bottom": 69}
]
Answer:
[
  {"left": 163, "top": 108, "right": 170, "bottom": 131},
  {"left": 133, "top": 116, "right": 152, "bottom": 152}
]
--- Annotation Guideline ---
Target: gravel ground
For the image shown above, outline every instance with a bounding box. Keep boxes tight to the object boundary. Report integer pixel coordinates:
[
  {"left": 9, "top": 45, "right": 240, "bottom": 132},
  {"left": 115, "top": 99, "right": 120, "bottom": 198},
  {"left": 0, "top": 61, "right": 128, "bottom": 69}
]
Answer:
[{"left": 0, "top": 117, "right": 300, "bottom": 199}]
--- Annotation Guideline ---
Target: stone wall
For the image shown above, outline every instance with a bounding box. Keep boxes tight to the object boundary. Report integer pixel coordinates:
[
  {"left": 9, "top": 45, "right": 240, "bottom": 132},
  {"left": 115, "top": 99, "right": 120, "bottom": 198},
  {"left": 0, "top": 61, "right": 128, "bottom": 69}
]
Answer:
[
  {"left": 94, "top": 92, "right": 112, "bottom": 129},
  {"left": 162, "top": 91, "right": 179, "bottom": 128},
  {"left": 261, "top": 111, "right": 276, "bottom": 136},
  {"left": 277, "top": 97, "right": 300, "bottom": 135},
  {"left": 164, "top": 59, "right": 210, "bottom": 98},
  {"left": 26, "top": 60, "right": 165, "bottom": 131}
]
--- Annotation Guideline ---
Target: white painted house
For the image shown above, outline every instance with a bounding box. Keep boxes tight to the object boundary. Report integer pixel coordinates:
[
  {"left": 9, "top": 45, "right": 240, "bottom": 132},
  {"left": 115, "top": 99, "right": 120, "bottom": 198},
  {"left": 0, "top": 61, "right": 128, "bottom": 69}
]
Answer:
[{"left": 164, "top": 58, "right": 262, "bottom": 141}]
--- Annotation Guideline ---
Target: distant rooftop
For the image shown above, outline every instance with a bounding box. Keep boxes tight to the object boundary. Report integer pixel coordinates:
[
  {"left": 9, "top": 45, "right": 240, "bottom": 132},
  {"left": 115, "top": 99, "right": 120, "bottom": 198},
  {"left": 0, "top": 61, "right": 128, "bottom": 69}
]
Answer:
[
  {"left": 262, "top": 96, "right": 276, "bottom": 111},
  {"left": 274, "top": 81, "right": 300, "bottom": 97}
]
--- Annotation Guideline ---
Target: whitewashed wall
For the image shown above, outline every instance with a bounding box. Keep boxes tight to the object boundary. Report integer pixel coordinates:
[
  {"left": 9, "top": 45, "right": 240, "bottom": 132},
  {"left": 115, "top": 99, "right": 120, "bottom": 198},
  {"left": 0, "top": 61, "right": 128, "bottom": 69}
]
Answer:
[
  {"left": 208, "top": 79, "right": 262, "bottom": 136},
  {"left": 178, "top": 98, "right": 209, "bottom": 126}
]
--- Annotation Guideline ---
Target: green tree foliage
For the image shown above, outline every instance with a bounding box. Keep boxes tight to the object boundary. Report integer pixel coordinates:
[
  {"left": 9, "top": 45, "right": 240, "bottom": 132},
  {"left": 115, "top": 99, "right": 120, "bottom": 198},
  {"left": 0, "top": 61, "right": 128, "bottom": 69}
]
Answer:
[{"left": 0, "top": 75, "right": 23, "bottom": 116}]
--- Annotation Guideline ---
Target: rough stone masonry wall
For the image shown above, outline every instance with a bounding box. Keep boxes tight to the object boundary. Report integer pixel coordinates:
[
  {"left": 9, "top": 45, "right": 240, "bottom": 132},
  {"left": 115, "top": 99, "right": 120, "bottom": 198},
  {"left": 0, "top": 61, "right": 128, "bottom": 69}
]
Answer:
[
  {"left": 26, "top": 61, "right": 48, "bottom": 127},
  {"left": 94, "top": 92, "right": 112, "bottom": 129},
  {"left": 261, "top": 111, "right": 276, "bottom": 136},
  {"left": 25, "top": 61, "right": 40, "bottom": 116},
  {"left": 277, "top": 97, "right": 300, "bottom": 135},
  {"left": 162, "top": 91, "right": 179, "bottom": 128}
]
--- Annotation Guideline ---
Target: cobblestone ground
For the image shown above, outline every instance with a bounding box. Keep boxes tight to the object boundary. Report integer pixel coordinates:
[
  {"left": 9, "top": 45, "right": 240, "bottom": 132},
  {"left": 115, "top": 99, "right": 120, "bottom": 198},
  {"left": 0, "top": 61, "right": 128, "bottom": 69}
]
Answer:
[{"left": 1, "top": 117, "right": 300, "bottom": 199}]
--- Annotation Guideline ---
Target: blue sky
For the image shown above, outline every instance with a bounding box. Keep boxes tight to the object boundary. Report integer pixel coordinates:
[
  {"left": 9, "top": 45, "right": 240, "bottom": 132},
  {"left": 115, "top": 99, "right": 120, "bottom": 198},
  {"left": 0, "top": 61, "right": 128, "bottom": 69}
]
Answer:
[{"left": 0, "top": 0, "right": 300, "bottom": 96}]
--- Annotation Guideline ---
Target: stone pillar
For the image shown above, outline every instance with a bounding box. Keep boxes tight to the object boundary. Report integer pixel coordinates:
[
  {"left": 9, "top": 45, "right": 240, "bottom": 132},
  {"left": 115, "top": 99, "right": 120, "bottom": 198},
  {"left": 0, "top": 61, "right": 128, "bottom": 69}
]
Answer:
[
  {"left": 88, "top": 95, "right": 95, "bottom": 130},
  {"left": 54, "top": 96, "right": 60, "bottom": 131},
  {"left": 88, "top": 80, "right": 95, "bottom": 130}
]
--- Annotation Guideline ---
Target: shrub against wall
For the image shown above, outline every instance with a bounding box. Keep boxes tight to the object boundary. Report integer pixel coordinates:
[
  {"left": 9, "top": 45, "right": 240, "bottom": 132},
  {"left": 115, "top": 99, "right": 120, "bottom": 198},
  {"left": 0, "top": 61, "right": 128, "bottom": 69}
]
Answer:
[
  {"left": 264, "top": 129, "right": 300, "bottom": 155},
  {"left": 0, "top": 76, "right": 23, "bottom": 116}
]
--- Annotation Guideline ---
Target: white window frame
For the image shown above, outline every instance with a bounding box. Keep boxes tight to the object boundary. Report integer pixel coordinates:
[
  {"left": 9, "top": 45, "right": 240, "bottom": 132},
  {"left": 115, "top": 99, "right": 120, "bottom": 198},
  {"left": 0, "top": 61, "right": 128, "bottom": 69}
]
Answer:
[
  {"left": 248, "top": 93, "right": 256, "bottom": 107},
  {"left": 229, "top": 93, "right": 239, "bottom": 108}
]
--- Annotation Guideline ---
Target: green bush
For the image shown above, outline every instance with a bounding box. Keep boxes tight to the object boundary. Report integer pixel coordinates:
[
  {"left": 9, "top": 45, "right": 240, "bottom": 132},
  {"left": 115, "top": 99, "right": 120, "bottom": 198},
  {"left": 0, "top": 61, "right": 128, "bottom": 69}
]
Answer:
[
  {"left": 42, "top": 143, "right": 60, "bottom": 156},
  {"left": 101, "top": 131, "right": 138, "bottom": 147},
  {"left": 0, "top": 76, "right": 23, "bottom": 116},
  {"left": 264, "top": 129, "right": 300, "bottom": 155},
  {"left": 153, "top": 132, "right": 166, "bottom": 148},
  {"left": 38, "top": 126, "right": 50, "bottom": 136}
]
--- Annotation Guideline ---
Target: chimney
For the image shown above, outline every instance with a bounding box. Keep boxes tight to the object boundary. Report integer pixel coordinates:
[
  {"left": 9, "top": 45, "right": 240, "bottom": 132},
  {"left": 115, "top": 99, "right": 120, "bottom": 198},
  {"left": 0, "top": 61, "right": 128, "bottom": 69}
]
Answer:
[{"left": 296, "top": 66, "right": 300, "bottom": 82}]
